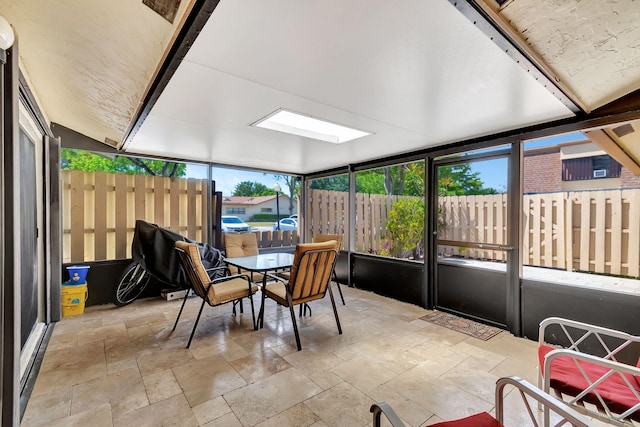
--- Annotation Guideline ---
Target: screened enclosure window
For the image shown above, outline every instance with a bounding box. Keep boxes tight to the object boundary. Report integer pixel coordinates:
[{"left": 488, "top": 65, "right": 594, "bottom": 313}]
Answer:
[
  {"left": 354, "top": 161, "right": 424, "bottom": 260},
  {"left": 61, "top": 149, "right": 209, "bottom": 262},
  {"left": 562, "top": 155, "right": 621, "bottom": 181},
  {"left": 522, "top": 133, "right": 640, "bottom": 295},
  {"left": 306, "top": 174, "right": 349, "bottom": 249}
]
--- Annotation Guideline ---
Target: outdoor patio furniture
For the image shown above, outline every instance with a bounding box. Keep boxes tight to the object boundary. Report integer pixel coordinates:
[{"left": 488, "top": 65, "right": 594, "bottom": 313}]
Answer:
[
  {"left": 370, "top": 376, "right": 589, "bottom": 427},
  {"left": 314, "top": 234, "right": 345, "bottom": 305},
  {"left": 260, "top": 240, "right": 341, "bottom": 351},
  {"left": 277, "top": 233, "right": 346, "bottom": 306},
  {"left": 173, "top": 241, "right": 258, "bottom": 348},
  {"left": 223, "top": 232, "right": 265, "bottom": 283},
  {"left": 538, "top": 316, "right": 640, "bottom": 425}
]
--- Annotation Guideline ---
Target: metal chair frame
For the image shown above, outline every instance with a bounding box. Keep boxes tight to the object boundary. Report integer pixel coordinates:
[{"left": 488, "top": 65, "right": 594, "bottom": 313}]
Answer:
[
  {"left": 260, "top": 247, "right": 341, "bottom": 351},
  {"left": 371, "top": 376, "right": 590, "bottom": 427},
  {"left": 173, "top": 243, "right": 257, "bottom": 348}
]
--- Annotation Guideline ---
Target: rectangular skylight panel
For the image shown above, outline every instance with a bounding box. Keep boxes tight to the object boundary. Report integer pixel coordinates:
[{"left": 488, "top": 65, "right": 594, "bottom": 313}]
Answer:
[{"left": 253, "top": 109, "right": 371, "bottom": 143}]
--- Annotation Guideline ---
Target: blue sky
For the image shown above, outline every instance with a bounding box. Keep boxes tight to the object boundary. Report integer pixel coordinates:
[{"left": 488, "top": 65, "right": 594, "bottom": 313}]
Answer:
[
  {"left": 187, "top": 132, "right": 585, "bottom": 195},
  {"left": 185, "top": 165, "right": 287, "bottom": 196},
  {"left": 470, "top": 132, "right": 584, "bottom": 191}
]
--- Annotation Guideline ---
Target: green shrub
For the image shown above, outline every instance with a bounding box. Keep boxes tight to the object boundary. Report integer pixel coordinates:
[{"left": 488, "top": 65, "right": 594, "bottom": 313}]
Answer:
[
  {"left": 249, "top": 213, "right": 280, "bottom": 222},
  {"left": 387, "top": 198, "right": 424, "bottom": 258}
]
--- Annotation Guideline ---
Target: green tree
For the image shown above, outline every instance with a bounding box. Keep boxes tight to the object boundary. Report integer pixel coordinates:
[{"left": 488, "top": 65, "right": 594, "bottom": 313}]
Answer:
[
  {"left": 61, "top": 149, "right": 186, "bottom": 177},
  {"left": 404, "top": 162, "right": 425, "bottom": 197},
  {"left": 438, "top": 163, "right": 498, "bottom": 196},
  {"left": 309, "top": 175, "right": 349, "bottom": 192},
  {"left": 356, "top": 169, "right": 386, "bottom": 194},
  {"left": 232, "top": 181, "right": 274, "bottom": 197},
  {"left": 271, "top": 175, "right": 300, "bottom": 216},
  {"left": 386, "top": 198, "right": 424, "bottom": 259}
]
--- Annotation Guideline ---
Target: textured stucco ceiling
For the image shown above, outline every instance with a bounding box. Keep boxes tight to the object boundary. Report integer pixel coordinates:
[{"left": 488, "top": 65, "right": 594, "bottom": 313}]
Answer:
[
  {"left": 0, "top": 0, "right": 191, "bottom": 146},
  {"left": 495, "top": 0, "right": 640, "bottom": 111}
]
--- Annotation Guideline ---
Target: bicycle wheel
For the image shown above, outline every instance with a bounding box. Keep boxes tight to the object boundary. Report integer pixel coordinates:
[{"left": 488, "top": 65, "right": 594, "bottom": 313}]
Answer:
[{"left": 113, "top": 262, "right": 150, "bottom": 307}]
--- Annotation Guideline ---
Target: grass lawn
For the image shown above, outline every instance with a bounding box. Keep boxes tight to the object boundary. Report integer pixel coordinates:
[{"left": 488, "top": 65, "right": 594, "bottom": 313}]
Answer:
[{"left": 248, "top": 222, "right": 273, "bottom": 227}]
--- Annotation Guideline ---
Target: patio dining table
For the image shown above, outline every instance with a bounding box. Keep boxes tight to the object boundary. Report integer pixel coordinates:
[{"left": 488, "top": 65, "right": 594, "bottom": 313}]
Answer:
[{"left": 224, "top": 252, "right": 294, "bottom": 328}]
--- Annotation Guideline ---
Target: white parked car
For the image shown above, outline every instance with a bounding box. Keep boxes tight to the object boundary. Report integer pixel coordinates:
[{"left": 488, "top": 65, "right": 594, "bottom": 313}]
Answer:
[
  {"left": 288, "top": 214, "right": 298, "bottom": 221},
  {"left": 221, "top": 215, "right": 251, "bottom": 233},
  {"left": 273, "top": 217, "right": 298, "bottom": 231}
]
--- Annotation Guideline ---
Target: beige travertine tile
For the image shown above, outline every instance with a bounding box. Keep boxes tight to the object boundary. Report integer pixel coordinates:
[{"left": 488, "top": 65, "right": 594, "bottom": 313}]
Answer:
[
  {"left": 438, "top": 364, "right": 500, "bottom": 404},
  {"left": 127, "top": 324, "right": 152, "bottom": 339},
  {"left": 77, "top": 321, "right": 128, "bottom": 345},
  {"left": 104, "top": 333, "right": 159, "bottom": 364},
  {"left": 21, "top": 387, "right": 72, "bottom": 426},
  {"left": 284, "top": 349, "right": 344, "bottom": 376},
  {"left": 393, "top": 376, "right": 493, "bottom": 421},
  {"left": 224, "top": 368, "right": 323, "bottom": 426},
  {"left": 489, "top": 355, "right": 538, "bottom": 384},
  {"left": 230, "top": 347, "right": 291, "bottom": 384},
  {"left": 172, "top": 355, "right": 247, "bottom": 407},
  {"left": 199, "top": 411, "right": 243, "bottom": 427},
  {"left": 368, "top": 383, "right": 434, "bottom": 427},
  {"left": 25, "top": 288, "right": 544, "bottom": 427},
  {"left": 113, "top": 393, "right": 197, "bottom": 427},
  {"left": 255, "top": 402, "right": 320, "bottom": 427},
  {"left": 32, "top": 341, "right": 107, "bottom": 394},
  {"left": 304, "top": 382, "right": 374, "bottom": 427},
  {"left": 136, "top": 345, "right": 195, "bottom": 377},
  {"left": 330, "top": 355, "right": 397, "bottom": 393},
  {"left": 44, "top": 331, "right": 79, "bottom": 351},
  {"left": 71, "top": 367, "right": 148, "bottom": 416},
  {"left": 35, "top": 402, "right": 113, "bottom": 427},
  {"left": 142, "top": 370, "right": 182, "bottom": 404},
  {"left": 191, "top": 396, "right": 232, "bottom": 425}
]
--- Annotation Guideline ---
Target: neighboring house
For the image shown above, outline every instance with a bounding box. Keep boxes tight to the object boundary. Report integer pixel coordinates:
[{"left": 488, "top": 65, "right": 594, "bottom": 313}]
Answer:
[
  {"left": 524, "top": 138, "right": 640, "bottom": 193},
  {"left": 221, "top": 195, "right": 296, "bottom": 221}
]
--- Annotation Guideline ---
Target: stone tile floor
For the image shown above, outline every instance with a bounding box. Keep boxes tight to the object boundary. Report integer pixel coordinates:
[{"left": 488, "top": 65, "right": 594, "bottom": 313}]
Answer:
[{"left": 21, "top": 286, "right": 592, "bottom": 426}]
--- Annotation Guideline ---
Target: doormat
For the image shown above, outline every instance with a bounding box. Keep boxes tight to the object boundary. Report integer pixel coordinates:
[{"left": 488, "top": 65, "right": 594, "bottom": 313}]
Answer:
[{"left": 419, "top": 311, "right": 502, "bottom": 341}]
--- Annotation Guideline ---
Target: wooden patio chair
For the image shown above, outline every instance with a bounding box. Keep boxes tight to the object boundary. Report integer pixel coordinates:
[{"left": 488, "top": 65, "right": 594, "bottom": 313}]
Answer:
[
  {"left": 371, "top": 376, "right": 589, "bottom": 427},
  {"left": 538, "top": 317, "right": 640, "bottom": 426},
  {"left": 173, "top": 240, "right": 258, "bottom": 348},
  {"left": 260, "top": 240, "right": 341, "bottom": 351}
]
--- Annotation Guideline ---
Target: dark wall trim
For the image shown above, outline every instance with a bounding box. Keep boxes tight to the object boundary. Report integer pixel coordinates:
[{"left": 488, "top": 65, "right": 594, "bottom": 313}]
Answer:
[
  {"left": 436, "top": 262, "right": 507, "bottom": 328},
  {"left": 2, "top": 41, "right": 21, "bottom": 427},
  {"left": 352, "top": 254, "right": 424, "bottom": 307},
  {"left": 122, "top": 0, "right": 221, "bottom": 148},
  {"left": 506, "top": 141, "right": 522, "bottom": 335},
  {"left": 45, "top": 136, "right": 62, "bottom": 322},
  {"left": 51, "top": 123, "right": 118, "bottom": 153},
  {"left": 18, "top": 72, "right": 52, "bottom": 139},
  {"left": 522, "top": 279, "right": 640, "bottom": 364}
]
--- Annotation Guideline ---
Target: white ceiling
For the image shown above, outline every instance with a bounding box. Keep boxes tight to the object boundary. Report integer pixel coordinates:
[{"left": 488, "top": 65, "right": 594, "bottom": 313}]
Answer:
[
  {"left": 126, "top": 0, "right": 574, "bottom": 174},
  {"left": 3, "top": 0, "right": 640, "bottom": 175}
]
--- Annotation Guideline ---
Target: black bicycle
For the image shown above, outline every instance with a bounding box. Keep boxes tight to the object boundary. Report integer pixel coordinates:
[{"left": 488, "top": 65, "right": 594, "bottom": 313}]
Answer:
[{"left": 113, "top": 220, "right": 222, "bottom": 306}]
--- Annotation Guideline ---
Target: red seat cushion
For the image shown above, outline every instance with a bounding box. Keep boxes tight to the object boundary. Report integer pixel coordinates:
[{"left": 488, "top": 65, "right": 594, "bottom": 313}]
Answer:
[
  {"left": 539, "top": 344, "right": 640, "bottom": 420},
  {"left": 431, "top": 412, "right": 502, "bottom": 427}
]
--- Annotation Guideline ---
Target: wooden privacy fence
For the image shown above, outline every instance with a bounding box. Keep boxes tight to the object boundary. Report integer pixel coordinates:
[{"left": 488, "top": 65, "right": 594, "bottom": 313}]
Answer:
[
  {"left": 62, "top": 170, "right": 209, "bottom": 263},
  {"left": 63, "top": 171, "right": 301, "bottom": 263},
  {"left": 306, "top": 189, "right": 414, "bottom": 253},
  {"left": 63, "top": 172, "right": 640, "bottom": 278},
  {"left": 439, "top": 189, "right": 640, "bottom": 278}
]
